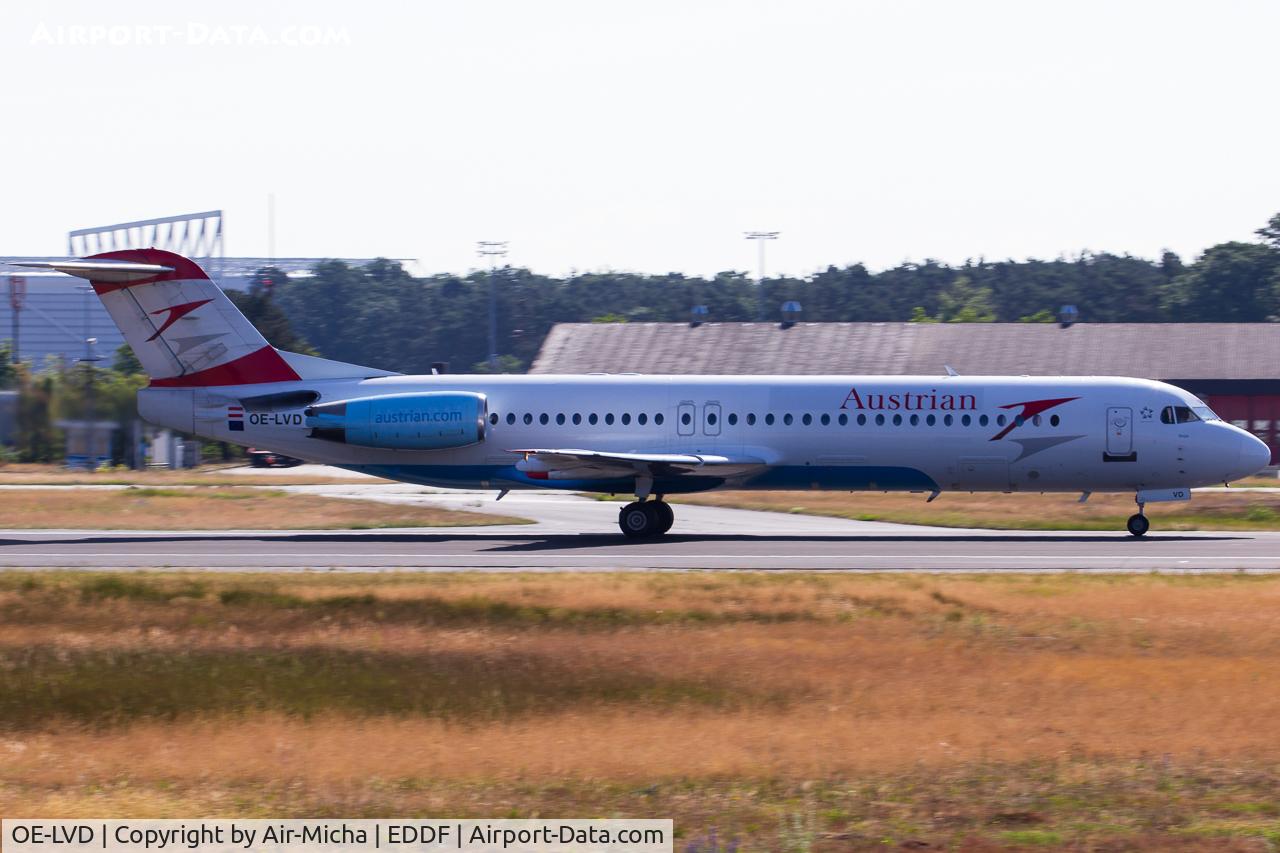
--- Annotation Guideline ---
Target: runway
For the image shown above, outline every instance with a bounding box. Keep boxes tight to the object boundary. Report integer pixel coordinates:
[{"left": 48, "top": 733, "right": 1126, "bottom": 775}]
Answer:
[
  {"left": 2, "top": 527, "right": 1278, "bottom": 572},
  {"left": 3, "top": 470, "right": 1277, "bottom": 572}
]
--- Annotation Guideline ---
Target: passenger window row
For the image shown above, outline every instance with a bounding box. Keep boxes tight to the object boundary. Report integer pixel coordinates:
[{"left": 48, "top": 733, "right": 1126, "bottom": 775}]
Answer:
[
  {"left": 489, "top": 410, "right": 1063, "bottom": 428},
  {"left": 493, "top": 412, "right": 667, "bottom": 427}
]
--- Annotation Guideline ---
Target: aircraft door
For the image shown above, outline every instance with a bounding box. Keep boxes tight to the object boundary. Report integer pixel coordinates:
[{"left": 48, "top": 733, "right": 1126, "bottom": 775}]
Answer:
[
  {"left": 677, "top": 401, "right": 696, "bottom": 436},
  {"left": 1106, "top": 406, "right": 1133, "bottom": 457},
  {"left": 703, "top": 402, "right": 722, "bottom": 436}
]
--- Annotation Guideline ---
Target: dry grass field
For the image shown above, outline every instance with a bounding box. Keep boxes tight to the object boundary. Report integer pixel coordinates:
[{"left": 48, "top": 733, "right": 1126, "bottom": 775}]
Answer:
[
  {"left": 0, "top": 463, "right": 382, "bottom": 487},
  {"left": 0, "top": 488, "right": 523, "bottom": 529},
  {"left": 674, "top": 488, "right": 1280, "bottom": 531},
  {"left": 3, "top": 571, "right": 1280, "bottom": 850}
]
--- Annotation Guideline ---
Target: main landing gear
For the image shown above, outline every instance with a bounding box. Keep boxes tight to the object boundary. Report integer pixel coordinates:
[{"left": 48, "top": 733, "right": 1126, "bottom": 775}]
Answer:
[
  {"left": 1126, "top": 501, "right": 1150, "bottom": 537},
  {"left": 618, "top": 498, "right": 674, "bottom": 539}
]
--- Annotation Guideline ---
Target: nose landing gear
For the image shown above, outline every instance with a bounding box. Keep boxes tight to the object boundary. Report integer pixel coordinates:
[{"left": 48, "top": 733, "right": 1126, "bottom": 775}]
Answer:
[
  {"left": 618, "top": 497, "right": 674, "bottom": 539},
  {"left": 1126, "top": 500, "right": 1150, "bottom": 537}
]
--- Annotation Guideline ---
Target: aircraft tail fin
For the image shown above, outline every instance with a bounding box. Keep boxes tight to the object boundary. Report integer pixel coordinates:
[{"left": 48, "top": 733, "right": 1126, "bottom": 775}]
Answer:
[{"left": 7, "top": 249, "right": 388, "bottom": 386}]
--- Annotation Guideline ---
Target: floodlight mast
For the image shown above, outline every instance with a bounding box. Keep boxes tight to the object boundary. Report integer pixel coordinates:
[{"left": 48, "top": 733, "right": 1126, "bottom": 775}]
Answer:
[
  {"left": 68, "top": 210, "right": 225, "bottom": 283},
  {"left": 744, "top": 231, "right": 780, "bottom": 321},
  {"left": 477, "top": 241, "right": 509, "bottom": 371}
]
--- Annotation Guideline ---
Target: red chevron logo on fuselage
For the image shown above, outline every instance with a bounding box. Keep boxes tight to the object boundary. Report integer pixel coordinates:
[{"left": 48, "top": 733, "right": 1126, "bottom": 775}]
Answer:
[
  {"left": 147, "top": 298, "right": 214, "bottom": 341},
  {"left": 989, "top": 396, "right": 1079, "bottom": 441}
]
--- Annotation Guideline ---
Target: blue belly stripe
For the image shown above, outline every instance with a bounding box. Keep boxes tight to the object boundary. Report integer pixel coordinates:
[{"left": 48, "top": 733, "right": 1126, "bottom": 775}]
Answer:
[{"left": 338, "top": 463, "right": 937, "bottom": 494}]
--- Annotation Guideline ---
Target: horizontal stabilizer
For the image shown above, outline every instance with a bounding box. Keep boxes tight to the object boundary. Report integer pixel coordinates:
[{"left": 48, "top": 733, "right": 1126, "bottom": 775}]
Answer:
[{"left": 6, "top": 259, "right": 174, "bottom": 283}]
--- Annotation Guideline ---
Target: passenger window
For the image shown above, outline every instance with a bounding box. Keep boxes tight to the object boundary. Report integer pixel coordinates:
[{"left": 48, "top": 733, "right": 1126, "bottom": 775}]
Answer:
[
  {"left": 490, "top": 413, "right": 499, "bottom": 425},
  {"left": 727, "top": 413, "right": 738, "bottom": 426},
  {"left": 963, "top": 414, "right": 972, "bottom": 426},
  {"left": 556, "top": 413, "right": 565, "bottom": 425},
  {"left": 605, "top": 413, "right": 615, "bottom": 425},
  {"left": 654, "top": 413, "right": 664, "bottom": 425},
  {"left": 539, "top": 413, "right": 549, "bottom": 425},
  {"left": 524, "top": 413, "right": 533, "bottom": 425},
  {"left": 681, "top": 412, "right": 692, "bottom": 426},
  {"left": 1032, "top": 415, "right": 1041, "bottom": 426},
  {"left": 638, "top": 413, "right": 648, "bottom": 425},
  {"left": 1014, "top": 415, "right": 1024, "bottom": 427},
  {"left": 858, "top": 413, "right": 867, "bottom": 426},
  {"left": 874, "top": 414, "right": 884, "bottom": 426},
  {"left": 926, "top": 414, "right": 936, "bottom": 426},
  {"left": 783, "top": 413, "right": 794, "bottom": 426},
  {"left": 621, "top": 413, "right": 631, "bottom": 425},
  {"left": 892, "top": 414, "right": 902, "bottom": 426},
  {"left": 507, "top": 413, "right": 516, "bottom": 425},
  {"left": 944, "top": 414, "right": 953, "bottom": 426},
  {"left": 909, "top": 414, "right": 919, "bottom": 426},
  {"left": 765, "top": 414, "right": 775, "bottom": 425},
  {"left": 820, "top": 413, "right": 830, "bottom": 426},
  {"left": 838, "top": 413, "right": 848, "bottom": 425},
  {"left": 996, "top": 414, "right": 1007, "bottom": 426},
  {"left": 747, "top": 413, "right": 757, "bottom": 425},
  {"left": 802, "top": 413, "right": 812, "bottom": 426},
  {"left": 588, "top": 413, "right": 598, "bottom": 425},
  {"left": 1050, "top": 414, "right": 1059, "bottom": 427},
  {"left": 706, "top": 412, "right": 717, "bottom": 426},
  {"left": 573, "top": 413, "right": 582, "bottom": 425},
  {"left": 978, "top": 414, "right": 988, "bottom": 427}
]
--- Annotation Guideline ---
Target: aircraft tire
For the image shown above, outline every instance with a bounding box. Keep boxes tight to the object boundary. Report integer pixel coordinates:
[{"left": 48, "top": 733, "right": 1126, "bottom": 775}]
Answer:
[
  {"left": 619, "top": 502, "right": 659, "bottom": 538},
  {"left": 1126, "top": 513, "right": 1149, "bottom": 537},
  {"left": 653, "top": 501, "right": 674, "bottom": 534}
]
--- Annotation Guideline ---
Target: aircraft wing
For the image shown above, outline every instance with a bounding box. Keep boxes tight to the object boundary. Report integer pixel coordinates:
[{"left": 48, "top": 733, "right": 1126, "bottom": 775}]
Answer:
[{"left": 511, "top": 448, "right": 765, "bottom": 479}]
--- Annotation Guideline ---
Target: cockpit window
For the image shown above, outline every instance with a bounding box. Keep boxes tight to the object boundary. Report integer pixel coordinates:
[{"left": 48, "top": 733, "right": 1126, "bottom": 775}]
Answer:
[
  {"left": 1161, "top": 405, "right": 1200, "bottom": 424},
  {"left": 1187, "top": 397, "right": 1220, "bottom": 421}
]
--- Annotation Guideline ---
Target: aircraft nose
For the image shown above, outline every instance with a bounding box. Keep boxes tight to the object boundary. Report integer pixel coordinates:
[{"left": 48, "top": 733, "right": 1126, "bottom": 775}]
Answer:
[{"left": 1239, "top": 432, "right": 1272, "bottom": 477}]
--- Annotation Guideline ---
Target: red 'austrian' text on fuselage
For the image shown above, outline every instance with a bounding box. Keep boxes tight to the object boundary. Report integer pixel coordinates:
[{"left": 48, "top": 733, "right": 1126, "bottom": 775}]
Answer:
[{"left": 840, "top": 388, "right": 978, "bottom": 411}]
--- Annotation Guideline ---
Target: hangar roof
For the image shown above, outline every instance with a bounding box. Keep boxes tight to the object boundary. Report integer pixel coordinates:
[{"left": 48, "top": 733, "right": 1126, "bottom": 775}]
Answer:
[{"left": 531, "top": 322, "right": 1280, "bottom": 382}]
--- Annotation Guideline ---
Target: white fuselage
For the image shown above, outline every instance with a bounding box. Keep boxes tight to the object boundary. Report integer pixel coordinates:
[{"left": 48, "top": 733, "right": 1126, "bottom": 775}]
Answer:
[{"left": 139, "top": 373, "right": 1268, "bottom": 496}]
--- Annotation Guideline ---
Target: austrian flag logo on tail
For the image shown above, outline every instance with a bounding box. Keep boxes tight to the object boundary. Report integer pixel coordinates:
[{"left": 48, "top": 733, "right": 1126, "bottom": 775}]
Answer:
[
  {"left": 227, "top": 406, "right": 244, "bottom": 431},
  {"left": 147, "top": 298, "right": 214, "bottom": 341}
]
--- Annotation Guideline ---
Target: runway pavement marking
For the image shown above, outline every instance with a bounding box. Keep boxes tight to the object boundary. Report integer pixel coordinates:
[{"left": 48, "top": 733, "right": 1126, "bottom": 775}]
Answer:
[{"left": 3, "top": 553, "right": 1278, "bottom": 561}]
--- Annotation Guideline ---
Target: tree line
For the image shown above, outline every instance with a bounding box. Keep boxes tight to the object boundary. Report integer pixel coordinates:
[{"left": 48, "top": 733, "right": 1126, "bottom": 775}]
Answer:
[{"left": 259, "top": 212, "right": 1280, "bottom": 375}]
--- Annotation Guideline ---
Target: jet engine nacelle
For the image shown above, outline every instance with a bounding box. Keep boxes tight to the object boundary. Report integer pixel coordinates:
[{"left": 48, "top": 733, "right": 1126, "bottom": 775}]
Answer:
[{"left": 304, "top": 392, "right": 487, "bottom": 450}]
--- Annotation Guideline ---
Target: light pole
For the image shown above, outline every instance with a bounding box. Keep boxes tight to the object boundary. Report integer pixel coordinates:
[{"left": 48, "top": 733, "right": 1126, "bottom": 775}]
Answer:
[
  {"left": 477, "top": 241, "right": 508, "bottom": 371},
  {"left": 79, "top": 285, "right": 102, "bottom": 471},
  {"left": 8, "top": 275, "right": 25, "bottom": 363},
  {"left": 744, "top": 231, "right": 779, "bottom": 321}
]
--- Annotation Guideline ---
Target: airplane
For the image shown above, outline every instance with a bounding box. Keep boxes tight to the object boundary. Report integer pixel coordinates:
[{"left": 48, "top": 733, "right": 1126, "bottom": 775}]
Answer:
[{"left": 9, "top": 248, "right": 1272, "bottom": 538}]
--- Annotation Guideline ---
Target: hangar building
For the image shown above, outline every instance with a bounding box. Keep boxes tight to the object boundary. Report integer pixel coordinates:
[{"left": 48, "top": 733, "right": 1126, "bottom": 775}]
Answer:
[{"left": 532, "top": 321, "right": 1280, "bottom": 465}]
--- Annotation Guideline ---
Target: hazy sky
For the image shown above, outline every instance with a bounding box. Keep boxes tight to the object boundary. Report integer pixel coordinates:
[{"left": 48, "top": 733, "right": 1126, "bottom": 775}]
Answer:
[{"left": 2, "top": 0, "right": 1278, "bottom": 277}]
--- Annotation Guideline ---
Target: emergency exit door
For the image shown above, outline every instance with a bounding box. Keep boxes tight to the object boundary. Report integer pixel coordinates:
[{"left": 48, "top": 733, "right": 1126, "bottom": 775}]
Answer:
[
  {"left": 677, "top": 401, "right": 696, "bottom": 436},
  {"left": 703, "top": 402, "right": 722, "bottom": 436}
]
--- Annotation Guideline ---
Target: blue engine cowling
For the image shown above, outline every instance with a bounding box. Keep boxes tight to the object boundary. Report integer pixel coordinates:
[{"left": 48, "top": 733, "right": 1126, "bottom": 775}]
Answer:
[{"left": 304, "top": 392, "right": 487, "bottom": 450}]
